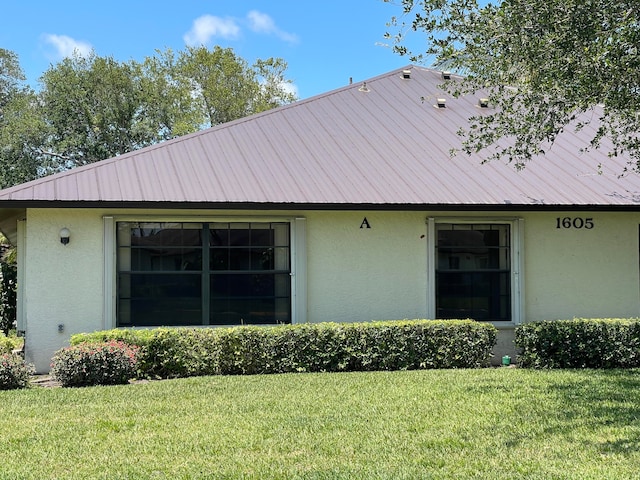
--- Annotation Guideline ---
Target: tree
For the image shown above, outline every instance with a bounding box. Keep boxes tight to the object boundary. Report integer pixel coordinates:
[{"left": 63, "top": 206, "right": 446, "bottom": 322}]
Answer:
[
  {"left": 37, "top": 47, "right": 297, "bottom": 171},
  {"left": 39, "top": 52, "right": 171, "bottom": 169},
  {"left": 385, "top": 0, "right": 640, "bottom": 172},
  {"left": 0, "top": 90, "right": 44, "bottom": 187},
  {"left": 0, "top": 49, "right": 24, "bottom": 108},
  {"left": 0, "top": 49, "right": 43, "bottom": 188},
  {"left": 0, "top": 234, "right": 16, "bottom": 335},
  {"left": 176, "top": 46, "right": 296, "bottom": 127}
]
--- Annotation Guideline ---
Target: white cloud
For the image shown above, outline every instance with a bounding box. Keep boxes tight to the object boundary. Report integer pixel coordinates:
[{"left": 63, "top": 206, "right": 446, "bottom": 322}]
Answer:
[
  {"left": 246, "top": 10, "right": 298, "bottom": 44},
  {"left": 42, "top": 34, "right": 93, "bottom": 60},
  {"left": 184, "top": 15, "right": 240, "bottom": 46},
  {"left": 281, "top": 81, "right": 298, "bottom": 98}
]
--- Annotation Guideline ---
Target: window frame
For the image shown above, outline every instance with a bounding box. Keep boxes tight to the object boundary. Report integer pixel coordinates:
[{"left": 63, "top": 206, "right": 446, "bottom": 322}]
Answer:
[
  {"left": 103, "top": 215, "right": 306, "bottom": 329},
  {"left": 426, "top": 217, "right": 524, "bottom": 325}
]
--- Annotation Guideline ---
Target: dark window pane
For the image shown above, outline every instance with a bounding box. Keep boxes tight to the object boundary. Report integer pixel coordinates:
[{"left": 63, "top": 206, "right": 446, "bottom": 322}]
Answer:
[
  {"left": 436, "top": 271, "right": 510, "bottom": 321},
  {"left": 117, "top": 221, "right": 291, "bottom": 327},
  {"left": 229, "top": 225, "right": 250, "bottom": 246},
  {"left": 251, "top": 248, "right": 274, "bottom": 270},
  {"left": 211, "top": 273, "right": 284, "bottom": 298},
  {"left": 129, "top": 247, "right": 202, "bottom": 271},
  {"left": 229, "top": 248, "right": 252, "bottom": 270},
  {"left": 210, "top": 297, "right": 290, "bottom": 325},
  {"left": 435, "top": 223, "right": 511, "bottom": 322},
  {"left": 131, "top": 224, "right": 202, "bottom": 247},
  {"left": 118, "top": 273, "right": 202, "bottom": 326},
  {"left": 210, "top": 226, "right": 229, "bottom": 246},
  {"left": 250, "top": 226, "right": 273, "bottom": 246},
  {"left": 210, "top": 248, "right": 229, "bottom": 270}
]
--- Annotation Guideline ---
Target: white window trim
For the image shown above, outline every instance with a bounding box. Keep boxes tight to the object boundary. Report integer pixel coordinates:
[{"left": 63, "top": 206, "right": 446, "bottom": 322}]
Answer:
[
  {"left": 102, "top": 215, "right": 307, "bottom": 328},
  {"left": 103, "top": 216, "right": 116, "bottom": 330},
  {"left": 426, "top": 216, "right": 524, "bottom": 325}
]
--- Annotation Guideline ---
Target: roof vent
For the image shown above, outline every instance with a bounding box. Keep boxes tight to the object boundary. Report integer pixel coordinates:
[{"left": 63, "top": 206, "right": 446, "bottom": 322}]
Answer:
[
  {"left": 478, "top": 97, "right": 489, "bottom": 108},
  {"left": 358, "top": 82, "right": 370, "bottom": 93},
  {"left": 402, "top": 69, "right": 411, "bottom": 79},
  {"left": 441, "top": 71, "right": 451, "bottom": 80},
  {"left": 436, "top": 98, "right": 447, "bottom": 108}
]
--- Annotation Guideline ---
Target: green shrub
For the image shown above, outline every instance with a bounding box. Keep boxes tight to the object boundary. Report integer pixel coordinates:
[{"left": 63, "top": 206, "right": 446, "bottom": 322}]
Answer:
[
  {"left": 0, "top": 353, "right": 33, "bottom": 390},
  {"left": 71, "top": 328, "right": 155, "bottom": 347},
  {"left": 0, "top": 249, "right": 17, "bottom": 335},
  {"left": 77, "top": 320, "right": 496, "bottom": 379},
  {"left": 142, "top": 328, "right": 224, "bottom": 378},
  {"left": 0, "top": 332, "right": 18, "bottom": 354},
  {"left": 50, "top": 341, "right": 140, "bottom": 387},
  {"left": 515, "top": 318, "right": 640, "bottom": 368}
]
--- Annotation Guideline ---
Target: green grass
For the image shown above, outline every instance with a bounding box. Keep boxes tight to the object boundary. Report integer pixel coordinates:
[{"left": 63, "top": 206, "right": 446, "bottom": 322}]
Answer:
[{"left": 1, "top": 369, "right": 640, "bottom": 479}]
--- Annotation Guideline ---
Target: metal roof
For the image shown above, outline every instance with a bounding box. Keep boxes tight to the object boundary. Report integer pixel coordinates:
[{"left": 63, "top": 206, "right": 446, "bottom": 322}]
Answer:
[{"left": 1, "top": 66, "right": 639, "bottom": 209}]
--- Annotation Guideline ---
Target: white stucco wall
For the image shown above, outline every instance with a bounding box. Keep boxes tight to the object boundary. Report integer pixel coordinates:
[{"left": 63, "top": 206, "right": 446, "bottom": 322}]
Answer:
[
  {"left": 23, "top": 209, "right": 106, "bottom": 372},
  {"left": 304, "top": 211, "right": 428, "bottom": 323},
  {"left": 523, "top": 212, "right": 640, "bottom": 321},
  {"left": 18, "top": 208, "right": 640, "bottom": 372}
]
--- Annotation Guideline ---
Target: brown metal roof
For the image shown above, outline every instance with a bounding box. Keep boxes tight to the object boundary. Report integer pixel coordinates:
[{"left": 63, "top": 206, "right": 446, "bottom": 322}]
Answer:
[{"left": 1, "top": 66, "right": 639, "bottom": 209}]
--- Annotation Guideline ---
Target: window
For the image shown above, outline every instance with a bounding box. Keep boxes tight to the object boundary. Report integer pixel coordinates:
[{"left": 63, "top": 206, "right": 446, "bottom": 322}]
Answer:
[
  {"left": 116, "top": 221, "right": 291, "bottom": 326},
  {"left": 434, "top": 222, "right": 512, "bottom": 321}
]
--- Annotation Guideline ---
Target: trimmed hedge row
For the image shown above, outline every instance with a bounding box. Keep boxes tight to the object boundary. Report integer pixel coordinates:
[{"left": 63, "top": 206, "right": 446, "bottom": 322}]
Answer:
[
  {"left": 515, "top": 318, "right": 640, "bottom": 368},
  {"left": 72, "top": 320, "right": 497, "bottom": 378}
]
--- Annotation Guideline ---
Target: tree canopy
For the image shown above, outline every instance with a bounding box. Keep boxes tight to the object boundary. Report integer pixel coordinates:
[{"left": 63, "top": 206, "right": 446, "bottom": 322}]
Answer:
[
  {"left": 385, "top": 0, "right": 640, "bottom": 172},
  {"left": 0, "top": 46, "right": 297, "bottom": 188}
]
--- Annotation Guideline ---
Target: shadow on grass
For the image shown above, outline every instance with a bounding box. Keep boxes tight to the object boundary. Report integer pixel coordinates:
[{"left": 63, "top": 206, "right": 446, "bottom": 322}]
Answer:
[{"left": 543, "top": 369, "right": 640, "bottom": 455}]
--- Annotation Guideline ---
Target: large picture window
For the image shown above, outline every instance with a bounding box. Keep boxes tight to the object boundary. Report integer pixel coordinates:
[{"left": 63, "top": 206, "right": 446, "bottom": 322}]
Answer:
[
  {"left": 435, "top": 223, "right": 511, "bottom": 321},
  {"left": 117, "top": 221, "right": 291, "bottom": 326}
]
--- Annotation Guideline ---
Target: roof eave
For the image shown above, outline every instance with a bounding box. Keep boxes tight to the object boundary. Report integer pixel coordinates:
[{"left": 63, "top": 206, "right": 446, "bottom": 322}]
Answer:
[{"left": 1, "top": 200, "right": 639, "bottom": 212}]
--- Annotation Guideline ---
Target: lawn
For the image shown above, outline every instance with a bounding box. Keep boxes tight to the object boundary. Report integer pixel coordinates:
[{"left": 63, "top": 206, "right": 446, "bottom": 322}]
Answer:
[{"left": 1, "top": 368, "right": 639, "bottom": 479}]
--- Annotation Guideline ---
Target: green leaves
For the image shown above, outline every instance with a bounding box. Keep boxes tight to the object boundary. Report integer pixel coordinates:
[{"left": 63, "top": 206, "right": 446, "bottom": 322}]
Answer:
[
  {"left": 74, "top": 320, "right": 497, "bottom": 379},
  {"left": 0, "top": 352, "right": 32, "bottom": 390},
  {"left": 50, "top": 341, "right": 140, "bottom": 387},
  {"left": 0, "top": 46, "right": 297, "bottom": 187},
  {"left": 176, "top": 46, "right": 296, "bottom": 127},
  {"left": 515, "top": 318, "right": 640, "bottom": 368},
  {"left": 386, "top": 0, "right": 640, "bottom": 172}
]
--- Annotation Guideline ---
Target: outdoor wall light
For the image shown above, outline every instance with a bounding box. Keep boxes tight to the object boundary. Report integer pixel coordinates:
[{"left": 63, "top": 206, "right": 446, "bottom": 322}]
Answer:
[{"left": 59, "top": 227, "right": 70, "bottom": 245}]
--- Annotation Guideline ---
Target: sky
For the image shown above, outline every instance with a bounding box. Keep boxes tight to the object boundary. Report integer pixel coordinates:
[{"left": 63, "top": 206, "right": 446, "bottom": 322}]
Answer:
[{"left": 1, "top": 1, "right": 425, "bottom": 100}]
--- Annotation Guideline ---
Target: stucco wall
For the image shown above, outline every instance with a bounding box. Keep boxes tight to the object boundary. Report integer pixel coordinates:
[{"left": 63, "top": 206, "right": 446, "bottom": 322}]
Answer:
[
  {"left": 523, "top": 212, "right": 640, "bottom": 321},
  {"left": 304, "top": 211, "right": 428, "bottom": 323},
  {"left": 23, "top": 209, "right": 105, "bottom": 372},
  {"left": 19, "top": 208, "right": 640, "bottom": 372}
]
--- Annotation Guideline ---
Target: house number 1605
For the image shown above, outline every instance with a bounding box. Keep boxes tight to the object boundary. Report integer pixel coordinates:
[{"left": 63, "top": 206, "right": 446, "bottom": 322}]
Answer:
[{"left": 556, "top": 217, "right": 594, "bottom": 229}]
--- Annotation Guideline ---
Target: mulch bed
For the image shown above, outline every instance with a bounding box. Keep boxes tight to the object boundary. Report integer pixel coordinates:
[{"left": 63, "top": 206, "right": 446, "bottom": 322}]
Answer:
[
  {"left": 30, "top": 375, "right": 62, "bottom": 388},
  {"left": 29, "top": 375, "right": 157, "bottom": 388}
]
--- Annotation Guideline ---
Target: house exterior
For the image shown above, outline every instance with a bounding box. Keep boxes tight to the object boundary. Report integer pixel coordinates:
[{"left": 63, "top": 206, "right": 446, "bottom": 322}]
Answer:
[{"left": 1, "top": 66, "right": 640, "bottom": 372}]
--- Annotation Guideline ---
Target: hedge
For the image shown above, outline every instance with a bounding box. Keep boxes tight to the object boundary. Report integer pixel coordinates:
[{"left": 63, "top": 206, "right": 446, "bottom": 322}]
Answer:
[
  {"left": 71, "top": 320, "right": 497, "bottom": 378},
  {"left": 515, "top": 318, "right": 640, "bottom": 368}
]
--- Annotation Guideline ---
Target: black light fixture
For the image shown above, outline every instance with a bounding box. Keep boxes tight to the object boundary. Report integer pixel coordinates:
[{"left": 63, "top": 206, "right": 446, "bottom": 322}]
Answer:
[{"left": 60, "top": 227, "right": 70, "bottom": 245}]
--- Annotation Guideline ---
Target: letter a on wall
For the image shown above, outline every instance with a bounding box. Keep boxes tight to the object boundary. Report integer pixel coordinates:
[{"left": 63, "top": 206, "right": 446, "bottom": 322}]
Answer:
[{"left": 360, "top": 217, "right": 371, "bottom": 229}]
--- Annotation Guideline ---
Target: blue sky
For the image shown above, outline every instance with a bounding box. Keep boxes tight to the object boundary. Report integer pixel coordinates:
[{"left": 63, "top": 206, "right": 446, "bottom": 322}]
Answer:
[{"left": 2, "top": 1, "right": 424, "bottom": 100}]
